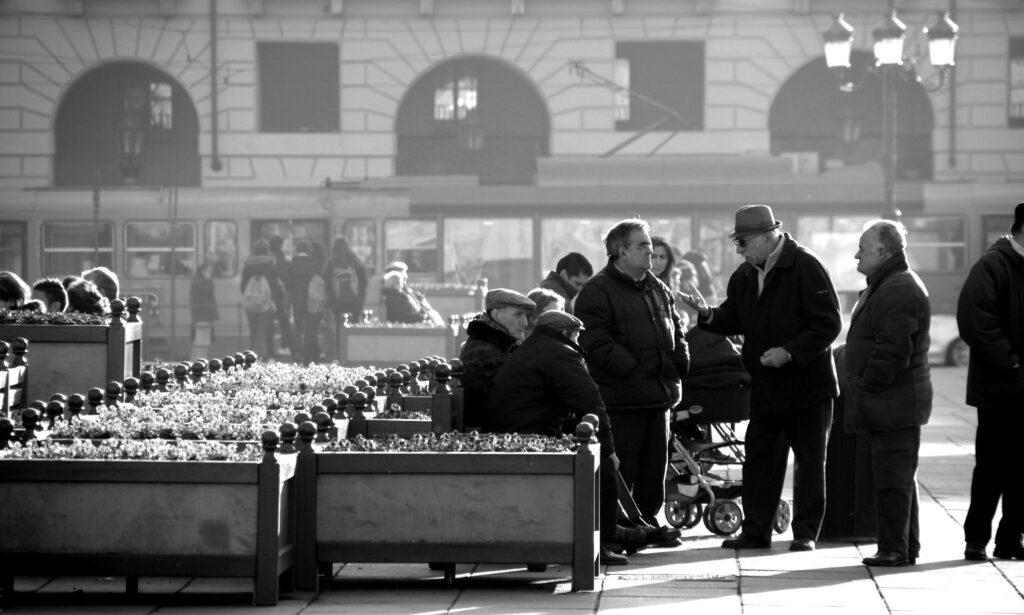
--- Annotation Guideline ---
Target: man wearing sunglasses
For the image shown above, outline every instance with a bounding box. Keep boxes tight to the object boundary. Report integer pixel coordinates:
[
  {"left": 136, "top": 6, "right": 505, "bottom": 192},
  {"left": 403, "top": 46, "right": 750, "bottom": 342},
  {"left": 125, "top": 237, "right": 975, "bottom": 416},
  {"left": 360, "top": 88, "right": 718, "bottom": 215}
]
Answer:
[{"left": 679, "top": 204, "right": 842, "bottom": 552}]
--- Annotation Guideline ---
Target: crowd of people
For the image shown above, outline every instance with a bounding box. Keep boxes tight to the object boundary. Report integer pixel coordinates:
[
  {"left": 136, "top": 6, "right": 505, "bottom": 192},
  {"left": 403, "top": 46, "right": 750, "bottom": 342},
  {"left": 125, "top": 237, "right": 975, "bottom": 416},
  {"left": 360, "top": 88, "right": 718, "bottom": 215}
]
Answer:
[
  {"left": 0, "top": 265, "right": 122, "bottom": 316},
  {"left": 458, "top": 202, "right": 1024, "bottom": 570}
]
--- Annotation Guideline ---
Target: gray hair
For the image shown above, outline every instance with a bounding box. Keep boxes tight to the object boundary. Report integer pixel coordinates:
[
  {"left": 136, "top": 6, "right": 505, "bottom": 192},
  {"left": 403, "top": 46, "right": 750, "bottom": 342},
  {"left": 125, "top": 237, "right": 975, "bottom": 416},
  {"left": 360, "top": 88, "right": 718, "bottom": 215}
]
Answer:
[
  {"left": 865, "top": 219, "right": 908, "bottom": 255},
  {"left": 604, "top": 218, "right": 651, "bottom": 260}
]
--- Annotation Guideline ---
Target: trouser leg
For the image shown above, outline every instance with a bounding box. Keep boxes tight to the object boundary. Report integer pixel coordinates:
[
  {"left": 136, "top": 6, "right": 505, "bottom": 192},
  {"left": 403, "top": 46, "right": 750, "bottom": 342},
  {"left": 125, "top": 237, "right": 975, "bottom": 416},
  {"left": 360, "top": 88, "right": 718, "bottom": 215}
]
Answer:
[
  {"left": 870, "top": 426, "right": 920, "bottom": 556},
  {"left": 964, "top": 407, "right": 1006, "bottom": 545},
  {"left": 787, "top": 400, "right": 833, "bottom": 541},
  {"left": 739, "top": 417, "right": 788, "bottom": 540},
  {"left": 631, "top": 410, "right": 670, "bottom": 524}
]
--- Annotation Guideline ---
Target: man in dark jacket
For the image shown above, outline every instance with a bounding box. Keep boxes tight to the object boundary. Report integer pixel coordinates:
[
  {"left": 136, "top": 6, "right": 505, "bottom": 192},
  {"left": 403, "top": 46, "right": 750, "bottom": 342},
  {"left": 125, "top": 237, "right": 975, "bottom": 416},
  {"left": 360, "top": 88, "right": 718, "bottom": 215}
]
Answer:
[
  {"left": 458, "top": 288, "right": 535, "bottom": 429},
  {"left": 957, "top": 203, "right": 1024, "bottom": 562},
  {"left": 288, "top": 240, "right": 321, "bottom": 363},
  {"left": 575, "top": 218, "right": 689, "bottom": 536},
  {"left": 484, "top": 310, "right": 634, "bottom": 564},
  {"left": 680, "top": 204, "right": 841, "bottom": 551},
  {"left": 268, "top": 235, "right": 294, "bottom": 359},
  {"left": 845, "top": 219, "right": 932, "bottom": 567},
  {"left": 538, "top": 252, "right": 593, "bottom": 313}
]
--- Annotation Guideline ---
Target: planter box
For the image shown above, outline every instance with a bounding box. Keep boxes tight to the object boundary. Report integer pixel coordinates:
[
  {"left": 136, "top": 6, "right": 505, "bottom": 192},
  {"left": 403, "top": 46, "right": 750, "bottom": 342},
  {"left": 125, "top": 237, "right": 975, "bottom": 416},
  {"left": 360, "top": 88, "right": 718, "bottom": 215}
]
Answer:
[
  {"left": 0, "top": 447, "right": 297, "bottom": 606},
  {"left": 338, "top": 325, "right": 460, "bottom": 366},
  {"left": 411, "top": 286, "right": 485, "bottom": 318},
  {"left": 0, "top": 319, "right": 141, "bottom": 403},
  {"left": 293, "top": 438, "right": 600, "bottom": 592}
]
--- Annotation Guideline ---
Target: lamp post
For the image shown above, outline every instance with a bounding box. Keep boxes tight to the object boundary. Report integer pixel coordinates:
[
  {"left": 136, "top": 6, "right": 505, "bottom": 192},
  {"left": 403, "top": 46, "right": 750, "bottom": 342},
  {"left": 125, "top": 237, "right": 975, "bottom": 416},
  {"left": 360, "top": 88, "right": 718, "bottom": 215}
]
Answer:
[{"left": 822, "top": 9, "right": 958, "bottom": 220}]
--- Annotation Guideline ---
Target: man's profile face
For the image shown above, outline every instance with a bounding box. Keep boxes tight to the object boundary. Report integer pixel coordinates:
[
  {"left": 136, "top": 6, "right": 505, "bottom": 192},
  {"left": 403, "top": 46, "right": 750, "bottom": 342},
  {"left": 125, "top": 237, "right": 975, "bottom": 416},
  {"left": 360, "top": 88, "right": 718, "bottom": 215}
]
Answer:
[
  {"left": 617, "top": 229, "right": 653, "bottom": 276},
  {"left": 855, "top": 228, "right": 887, "bottom": 277},
  {"left": 492, "top": 306, "right": 530, "bottom": 340},
  {"left": 735, "top": 231, "right": 774, "bottom": 266},
  {"left": 562, "top": 271, "right": 590, "bottom": 291}
]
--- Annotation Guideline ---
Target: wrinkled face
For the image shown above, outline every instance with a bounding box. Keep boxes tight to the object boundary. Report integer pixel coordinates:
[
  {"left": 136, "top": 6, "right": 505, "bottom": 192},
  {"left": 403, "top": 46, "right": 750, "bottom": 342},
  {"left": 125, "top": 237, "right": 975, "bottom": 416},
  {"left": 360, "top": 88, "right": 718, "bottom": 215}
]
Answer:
[
  {"left": 492, "top": 306, "right": 530, "bottom": 340},
  {"left": 565, "top": 273, "right": 590, "bottom": 292},
  {"left": 617, "top": 229, "right": 653, "bottom": 277},
  {"left": 651, "top": 245, "right": 671, "bottom": 276},
  {"left": 734, "top": 231, "right": 775, "bottom": 266},
  {"left": 855, "top": 228, "right": 888, "bottom": 277}
]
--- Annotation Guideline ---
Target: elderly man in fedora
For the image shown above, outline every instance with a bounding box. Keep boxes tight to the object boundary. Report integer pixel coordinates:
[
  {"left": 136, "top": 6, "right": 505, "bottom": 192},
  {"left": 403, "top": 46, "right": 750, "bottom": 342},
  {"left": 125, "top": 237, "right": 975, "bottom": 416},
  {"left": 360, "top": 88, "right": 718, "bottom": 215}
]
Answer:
[{"left": 680, "top": 204, "right": 842, "bottom": 552}]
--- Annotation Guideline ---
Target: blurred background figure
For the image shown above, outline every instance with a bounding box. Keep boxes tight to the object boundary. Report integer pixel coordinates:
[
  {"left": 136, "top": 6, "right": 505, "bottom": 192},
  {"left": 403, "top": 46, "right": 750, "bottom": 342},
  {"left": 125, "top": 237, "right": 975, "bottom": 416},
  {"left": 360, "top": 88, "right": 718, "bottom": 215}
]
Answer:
[
  {"left": 382, "top": 266, "right": 444, "bottom": 326},
  {"left": 538, "top": 252, "right": 593, "bottom": 313},
  {"left": 525, "top": 287, "right": 565, "bottom": 336},
  {"left": 189, "top": 261, "right": 219, "bottom": 360},
  {"left": 82, "top": 266, "right": 120, "bottom": 303},
  {"left": 241, "top": 238, "right": 285, "bottom": 361},
  {"left": 0, "top": 271, "right": 33, "bottom": 309},
  {"left": 650, "top": 236, "right": 677, "bottom": 290},
  {"left": 267, "top": 235, "right": 294, "bottom": 359},
  {"left": 63, "top": 276, "right": 110, "bottom": 315},
  {"left": 325, "top": 236, "right": 368, "bottom": 359},
  {"left": 32, "top": 277, "right": 68, "bottom": 313}
]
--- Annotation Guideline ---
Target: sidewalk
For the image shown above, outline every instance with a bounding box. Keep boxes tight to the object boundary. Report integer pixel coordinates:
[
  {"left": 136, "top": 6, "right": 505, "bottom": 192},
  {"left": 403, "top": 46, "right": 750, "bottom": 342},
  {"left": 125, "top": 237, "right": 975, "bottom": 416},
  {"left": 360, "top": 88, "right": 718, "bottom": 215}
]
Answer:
[{"left": 3, "top": 367, "right": 1023, "bottom": 614}]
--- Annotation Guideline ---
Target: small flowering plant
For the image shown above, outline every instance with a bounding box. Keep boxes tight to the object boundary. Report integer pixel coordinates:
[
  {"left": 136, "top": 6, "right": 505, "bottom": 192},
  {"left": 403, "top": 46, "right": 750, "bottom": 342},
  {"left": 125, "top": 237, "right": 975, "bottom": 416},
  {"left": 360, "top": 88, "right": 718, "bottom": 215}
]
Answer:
[
  {"left": 377, "top": 403, "right": 431, "bottom": 420},
  {"left": 0, "top": 308, "right": 109, "bottom": 326},
  {"left": 323, "top": 431, "right": 576, "bottom": 453},
  {"left": 0, "top": 438, "right": 264, "bottom": 461}
]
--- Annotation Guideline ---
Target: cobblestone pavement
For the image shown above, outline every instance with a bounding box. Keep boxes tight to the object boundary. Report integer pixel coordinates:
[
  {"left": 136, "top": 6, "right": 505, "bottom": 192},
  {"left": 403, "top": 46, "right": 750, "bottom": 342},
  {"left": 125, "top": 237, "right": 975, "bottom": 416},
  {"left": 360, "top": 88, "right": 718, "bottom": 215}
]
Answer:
[{"left": 3, "top": 367, "right": 1023, "bottom": 614}]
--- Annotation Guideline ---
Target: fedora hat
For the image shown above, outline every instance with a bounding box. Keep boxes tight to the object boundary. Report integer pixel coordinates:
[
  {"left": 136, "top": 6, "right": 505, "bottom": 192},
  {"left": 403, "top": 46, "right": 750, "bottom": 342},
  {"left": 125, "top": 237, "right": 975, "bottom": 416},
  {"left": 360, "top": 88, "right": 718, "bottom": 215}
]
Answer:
[{"left": 728, "top": 204, "right": 782, "bottom": 239}]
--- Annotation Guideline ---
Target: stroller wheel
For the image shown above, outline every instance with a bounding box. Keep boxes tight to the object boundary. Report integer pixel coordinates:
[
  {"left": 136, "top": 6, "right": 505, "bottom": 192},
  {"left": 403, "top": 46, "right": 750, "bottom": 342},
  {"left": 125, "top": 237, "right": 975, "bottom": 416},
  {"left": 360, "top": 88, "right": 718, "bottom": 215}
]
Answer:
[
  {"left": 682, "top": 502, "right": 703, "bottom": 529},
  {"left": 772, "top": 498, "right": 793, "bottom": 534},
  {"left": 666, "top": 501, "right": 703, "bottom": 529},
  {"left": 703, "top": 500, "right": 743, "bottom": 536}
]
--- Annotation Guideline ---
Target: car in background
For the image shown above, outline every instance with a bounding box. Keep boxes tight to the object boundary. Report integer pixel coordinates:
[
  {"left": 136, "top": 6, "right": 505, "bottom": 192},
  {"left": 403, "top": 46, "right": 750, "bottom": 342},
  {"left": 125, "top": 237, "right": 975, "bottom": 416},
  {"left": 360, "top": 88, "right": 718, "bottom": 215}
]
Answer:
[{"left": 836, "top": 313, "right": 968, "bottom": 367}]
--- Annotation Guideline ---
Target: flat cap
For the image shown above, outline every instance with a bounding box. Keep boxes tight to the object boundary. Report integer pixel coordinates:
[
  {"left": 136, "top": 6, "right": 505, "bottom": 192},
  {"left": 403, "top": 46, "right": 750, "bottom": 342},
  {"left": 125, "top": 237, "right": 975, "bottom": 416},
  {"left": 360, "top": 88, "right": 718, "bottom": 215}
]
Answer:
[
  {"left": 385, "top": 261, "right": 408, "bottom": 273},
  {"left": 536, "top": 310, "right": 585, "bottom": 331},
  {"left": 485, "top": 288, "right": 536, "bottom": 311}
]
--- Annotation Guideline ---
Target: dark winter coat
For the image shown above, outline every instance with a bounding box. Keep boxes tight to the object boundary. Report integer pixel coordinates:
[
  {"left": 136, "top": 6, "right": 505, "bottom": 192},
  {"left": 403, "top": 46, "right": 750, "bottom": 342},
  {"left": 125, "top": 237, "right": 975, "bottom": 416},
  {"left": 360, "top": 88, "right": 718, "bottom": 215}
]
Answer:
[
  {"left": 287, "top": 252, "right": 319, "bottom": 315},
  {"left": 843, "top": 252, "right": 933, "bottom": 433},
  {"left": 538, "top": 271, "right": 578, "bottom": 307},
  {"left": 190, "top": 274, "right": 219, "bottom": 322},
  {"left": 459, "top": 314, "right": 519, "bottom": 426},
  {"left": 575, "top": 261, "right": 689, "bottom": 412},
  {"left": 484, "top": 325, "right": 615, "bottom": 456},
  {"left": 240, "top": 253, "right": 286, "bottom": 311},
  {"left": 956, "top": 236, "right": 1024, "bottom": 408},
  {"left": 700, "top": 233, "right": 841, "bottom": 418},
  {"left": 383, "top": 286, "right": 428, "bottom": 324},
  {"left": 324, "top": 255, "right": 368, "bottom": 319}
]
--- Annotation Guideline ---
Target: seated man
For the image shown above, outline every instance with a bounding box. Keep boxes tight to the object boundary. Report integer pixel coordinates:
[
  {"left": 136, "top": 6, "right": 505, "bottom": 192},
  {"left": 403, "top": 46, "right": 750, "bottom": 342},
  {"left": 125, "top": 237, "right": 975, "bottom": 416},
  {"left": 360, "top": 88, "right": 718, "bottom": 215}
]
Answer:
[
  {"left": 382, "top": 269, "right": 443, "bottom": 326},
  {"left": 458, "top": 288, "right": 535, "bottom": 429},
  {"left": 485, "top": 310, "right": 638, "bottom": 565}
]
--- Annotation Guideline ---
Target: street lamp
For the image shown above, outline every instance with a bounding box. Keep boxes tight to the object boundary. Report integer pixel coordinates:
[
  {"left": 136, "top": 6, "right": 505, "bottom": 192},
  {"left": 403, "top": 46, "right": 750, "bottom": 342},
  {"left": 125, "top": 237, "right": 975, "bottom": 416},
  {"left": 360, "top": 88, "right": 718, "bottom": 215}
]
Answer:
[{"left": 822, "top": 9, "right": 959, "bottom": 220}]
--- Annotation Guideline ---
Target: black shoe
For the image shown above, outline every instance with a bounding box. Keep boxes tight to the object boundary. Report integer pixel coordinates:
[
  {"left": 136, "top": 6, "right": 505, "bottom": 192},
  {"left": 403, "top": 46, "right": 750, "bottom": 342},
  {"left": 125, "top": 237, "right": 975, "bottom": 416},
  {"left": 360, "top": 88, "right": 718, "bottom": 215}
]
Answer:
[
  {"left": 644, "top": 525, "right": 683, "bottom": 548},
  {"left": 993, "top": 543, "right": 1024, "bottom": 560},
  {"left": 722, "top": 534, "right": 771, "bottom": 549},
  {"left": 964, "top": 541, "right": 988, "bottom": 561},
  {"left": 615, "top": 525, "right": 647, "bottom": 555},
  {"left": 789, "top": 538, "right": 815, "bottom": 552},
  {"left": 600, "top": 545, "right": 629, "bottom": 566},
  {"left": 862, "top": 551, "right": 909, "bottom": 567}
]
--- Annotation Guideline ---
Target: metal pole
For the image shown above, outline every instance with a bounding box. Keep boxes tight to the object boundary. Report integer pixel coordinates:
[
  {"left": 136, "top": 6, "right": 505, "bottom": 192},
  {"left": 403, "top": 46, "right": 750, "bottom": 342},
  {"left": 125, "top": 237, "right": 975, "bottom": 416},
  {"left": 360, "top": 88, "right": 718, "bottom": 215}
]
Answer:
[
  {"left": 881, "top": 65, "right": 900, "bottom": 220},
  {"left": 92, "top": 186, "right": 100, "bottom": 266}
]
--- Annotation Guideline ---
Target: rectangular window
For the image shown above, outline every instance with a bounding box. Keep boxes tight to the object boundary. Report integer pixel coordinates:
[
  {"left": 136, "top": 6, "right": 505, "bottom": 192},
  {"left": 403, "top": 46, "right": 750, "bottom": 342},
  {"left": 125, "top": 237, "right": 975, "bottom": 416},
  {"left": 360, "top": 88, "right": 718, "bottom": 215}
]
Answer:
[
  {"left": 125, "top": 221, "right": 197, "bottom": 277},
  {"left": 615, "top": 41, "right": 705, "bottom": 132},
  {"left": 443, "top": 218, "right": 533, "bottom": 290},
  {"left": 252, "top": 220, "right": 329, "bottom": 258},
  {"left": 0, "top": 222, "right": 27, "bottom": 279},
  {"left": 205, "top": 221, "right": 238, "bottom": 279},
  {"left": 1011, "top": 38, "right": 1024, "bottom": 127},
  {"left": 258, "top": 42, "right": 340, "bottom": 133},
  {"left": 903, "top": 216, "right": 967, "bottom": 273},
  {"left": 42, "top": 222, "right": 114, "bottom": 277},
  {"left": 795, "top": 215, "right": 875, "bottom": 311},
  {"left": 384, "top": 219, "right": 438, "bottom": 277}
]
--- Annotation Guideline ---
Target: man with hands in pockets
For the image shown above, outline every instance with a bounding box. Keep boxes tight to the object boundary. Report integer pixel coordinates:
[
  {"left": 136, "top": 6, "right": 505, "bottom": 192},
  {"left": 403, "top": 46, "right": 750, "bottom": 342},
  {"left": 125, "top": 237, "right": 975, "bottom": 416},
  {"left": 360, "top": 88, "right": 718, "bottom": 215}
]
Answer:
[{"left": 679, "top": 204, "right": 842, "bottom": 552}]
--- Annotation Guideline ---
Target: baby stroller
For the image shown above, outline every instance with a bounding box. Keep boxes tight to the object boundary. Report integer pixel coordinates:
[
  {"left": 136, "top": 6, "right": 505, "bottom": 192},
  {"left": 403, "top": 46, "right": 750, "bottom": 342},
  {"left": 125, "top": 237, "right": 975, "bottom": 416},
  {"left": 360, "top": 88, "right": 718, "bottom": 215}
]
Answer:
[{"left": 664, "top": 331, "right": 792, "bottom": 537}]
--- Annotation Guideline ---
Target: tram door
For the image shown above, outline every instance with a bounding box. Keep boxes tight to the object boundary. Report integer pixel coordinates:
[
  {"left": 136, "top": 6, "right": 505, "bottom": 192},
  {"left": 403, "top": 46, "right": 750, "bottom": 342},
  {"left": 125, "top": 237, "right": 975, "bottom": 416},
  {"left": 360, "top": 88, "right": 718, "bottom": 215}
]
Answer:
[{"left": 251, "top": 219, "right": 330, "bottom": 257}]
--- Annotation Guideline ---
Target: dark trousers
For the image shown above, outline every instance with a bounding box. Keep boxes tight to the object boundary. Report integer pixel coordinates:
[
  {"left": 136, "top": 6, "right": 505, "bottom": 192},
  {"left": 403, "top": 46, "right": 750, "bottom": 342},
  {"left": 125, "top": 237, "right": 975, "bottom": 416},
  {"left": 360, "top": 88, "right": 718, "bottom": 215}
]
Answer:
[
  {"left": 964, "top": 405, "right": 1024, "bottom": 549},
  {"left": 870, "top": 426, "right": 921, "bottom": 557},
  {"left": 740, "top": 399, "right": 832, "bottom": 541},
  {"left": 607, "top": 408, "right": 669, "bottom": 524},
  {"left": 599, "top": 463, "right": 617, "bottom": 540}
]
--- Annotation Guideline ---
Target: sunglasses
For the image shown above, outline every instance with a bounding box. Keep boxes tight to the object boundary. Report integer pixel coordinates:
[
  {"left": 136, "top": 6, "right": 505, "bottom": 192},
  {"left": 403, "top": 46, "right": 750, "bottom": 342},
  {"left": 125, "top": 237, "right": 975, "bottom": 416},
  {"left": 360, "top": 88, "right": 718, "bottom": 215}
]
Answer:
[{"left": 732, "top": 232, "right": 765, "bottom": 248}]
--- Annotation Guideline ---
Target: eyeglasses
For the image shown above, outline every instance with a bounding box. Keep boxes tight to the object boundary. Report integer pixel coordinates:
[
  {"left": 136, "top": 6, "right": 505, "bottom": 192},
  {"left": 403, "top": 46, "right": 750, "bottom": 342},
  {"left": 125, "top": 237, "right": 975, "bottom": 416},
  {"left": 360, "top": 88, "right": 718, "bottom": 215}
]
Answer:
[{"left": 732, "top": 233, "right": 762, "bottom": 248}]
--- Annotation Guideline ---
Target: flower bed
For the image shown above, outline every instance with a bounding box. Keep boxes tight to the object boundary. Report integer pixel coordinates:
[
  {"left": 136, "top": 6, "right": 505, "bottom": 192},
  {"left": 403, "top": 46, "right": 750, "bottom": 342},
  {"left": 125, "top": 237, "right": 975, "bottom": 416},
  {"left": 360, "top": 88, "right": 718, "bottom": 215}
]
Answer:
[
  {"left": 0, "top": 432, "right": 297, "bottom": 606},
  {"left": 0, "top": 300, "right": 142, "bottom": 403},
  {"left": 293, "top": 423, "right": 600, "bottom": 592}
]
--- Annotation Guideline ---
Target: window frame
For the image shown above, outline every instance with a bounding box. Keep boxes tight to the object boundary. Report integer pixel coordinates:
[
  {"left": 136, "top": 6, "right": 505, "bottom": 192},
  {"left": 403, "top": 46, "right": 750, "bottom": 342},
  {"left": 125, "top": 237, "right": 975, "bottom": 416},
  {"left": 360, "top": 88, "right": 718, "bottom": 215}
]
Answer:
[
  {"left": 383, "top": 218, "right": 440, "bottom": 279},
  {"left": 123, "top": 220, "right": 198, "bottom": 278},
  {"left": 1010, "top": 37, "right": 1024, "bottom": 128},
  {"left": 40, "top": 220, "right": 116, "bottom": 278},
  {"left": 0, "top": 221, "right": 28, "bottom": 280}
]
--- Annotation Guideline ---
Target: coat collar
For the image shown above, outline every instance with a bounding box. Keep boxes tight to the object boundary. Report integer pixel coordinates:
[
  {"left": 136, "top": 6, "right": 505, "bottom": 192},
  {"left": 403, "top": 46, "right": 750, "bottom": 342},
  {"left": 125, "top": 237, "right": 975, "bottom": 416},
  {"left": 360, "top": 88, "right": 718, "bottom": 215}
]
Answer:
[{"left": 865, "top": 251, "right": 909, "bottom": 289}]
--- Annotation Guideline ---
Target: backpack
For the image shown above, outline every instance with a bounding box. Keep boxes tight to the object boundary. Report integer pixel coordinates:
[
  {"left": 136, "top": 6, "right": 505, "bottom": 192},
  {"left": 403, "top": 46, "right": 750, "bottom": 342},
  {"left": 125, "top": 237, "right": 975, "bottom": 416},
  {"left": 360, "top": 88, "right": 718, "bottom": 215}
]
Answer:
[
  {"left": 330, "top": 265, "right": 360, "bottom": 311},
  {"left": 307, "top": 273, "right": 327, "bottom": 315},
  {"left": 242, "top": 274, "right": 274, "bottom": 314}
]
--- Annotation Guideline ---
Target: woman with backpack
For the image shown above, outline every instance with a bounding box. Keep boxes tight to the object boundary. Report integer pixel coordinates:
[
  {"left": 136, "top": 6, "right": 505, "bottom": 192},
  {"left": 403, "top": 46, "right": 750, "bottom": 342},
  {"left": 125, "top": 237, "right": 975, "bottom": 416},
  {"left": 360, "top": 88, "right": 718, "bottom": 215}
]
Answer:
[
  {"left": 324, "top": 236, "right": 368, "bottom": 359},
  {"left": 240, "top": 238, "right": 286, "bottom": 361}
]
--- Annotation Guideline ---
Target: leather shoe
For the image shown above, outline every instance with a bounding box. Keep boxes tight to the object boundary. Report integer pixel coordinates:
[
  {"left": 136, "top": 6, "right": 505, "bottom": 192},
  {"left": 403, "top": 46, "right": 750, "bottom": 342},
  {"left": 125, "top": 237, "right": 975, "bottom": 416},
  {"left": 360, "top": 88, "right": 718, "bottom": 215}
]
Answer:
[
  {"left": 862, "top": 551, "right": 909, "bottom": 567},
  {"left": 644, "top": 525, "right": 683, "bottom": 549},
  {"left": 600, "top": 545, "right": 629, "bottom": 566},
  {"left": 993, "top": 543, "right": 1024, "bottom": 560},
  {"left": 789, "top": 538, "right": 815, "bottom": 552},
  {"left": 964, "top": 541, "right": 988, "bottom": 561},
  {"left": 722, "top": 534, "right": 771, "bottom": 549}
]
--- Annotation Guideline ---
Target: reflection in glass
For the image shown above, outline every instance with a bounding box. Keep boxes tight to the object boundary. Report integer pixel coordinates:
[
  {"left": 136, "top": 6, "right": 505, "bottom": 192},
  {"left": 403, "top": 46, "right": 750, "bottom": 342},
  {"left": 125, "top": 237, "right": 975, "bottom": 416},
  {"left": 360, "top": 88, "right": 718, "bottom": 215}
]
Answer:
[
  {"left": 125, "top": 221, "right": 197, "bottom": 277},
  {"left": 344, "top": 219, "right": 377, "bottom": 272},
  {"left": 444, "top": 218, "right": 532, "bottom": 289},
  {"left": 385, "top": 219, "right": 438, "bottom": 275}
]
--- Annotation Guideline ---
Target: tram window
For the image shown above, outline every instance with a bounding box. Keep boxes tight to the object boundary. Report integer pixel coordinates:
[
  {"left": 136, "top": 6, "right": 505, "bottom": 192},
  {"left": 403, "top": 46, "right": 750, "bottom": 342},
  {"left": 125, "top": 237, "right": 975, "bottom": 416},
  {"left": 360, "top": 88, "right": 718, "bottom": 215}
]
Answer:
[
  {"left": 384, "top": 220, "right": 437, "bottom": 276},
  {"left": 796, "top": 215, "right": 874, "bottom": 300},
  {"left": 42, "top": 222, "right": 114, "bottom": 277},
  {"left": 125, "top": 221, "right": 197, "bottom": 277},
  {"left": 205, "top": 221, "right": 238, "bottom": 278},
  {"left": 903, "top": 216, "right": 967, "bottom": 273},
  {"left": 0, "top": 222, "right": 27, "bottom": 278},
  {"left": 253, "top": 220, "right": 328, "bottom": 256},
  {"left": 444, "top": 218, "right": 532, "bottom": 289},
  {"left": 343, "top": 219, "right": 377, "bottom": 273},
  {"left": 982, "top": 214, "right": 1014, "bottom": 247}
]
